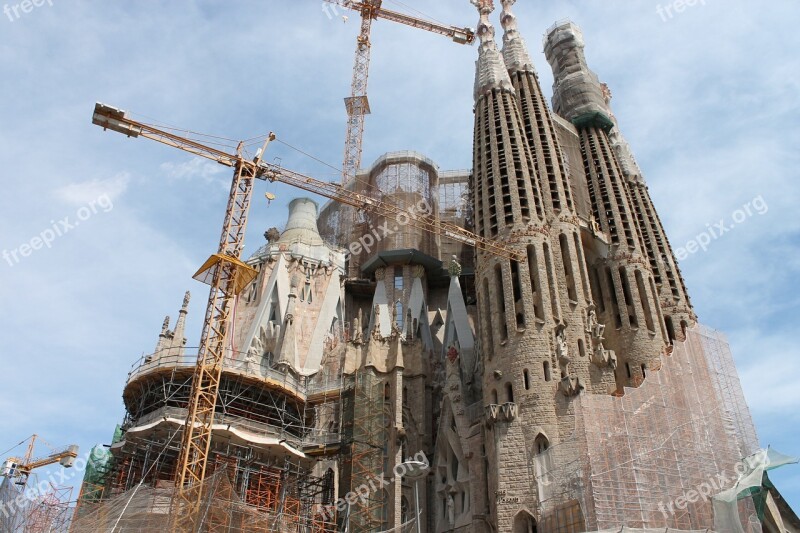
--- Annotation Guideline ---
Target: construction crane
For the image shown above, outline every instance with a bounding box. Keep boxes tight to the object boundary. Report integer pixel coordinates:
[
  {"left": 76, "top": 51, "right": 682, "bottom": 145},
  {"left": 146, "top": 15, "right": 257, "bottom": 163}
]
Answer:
[
  {"left": 91, "top": 102, "right": 520, "bottom": 530},
  {"left": 324, "top": 0, "right": 475, "bottom": 183},
  {"left": 1, "top": 435, "right": 78, "bottom": 489}
]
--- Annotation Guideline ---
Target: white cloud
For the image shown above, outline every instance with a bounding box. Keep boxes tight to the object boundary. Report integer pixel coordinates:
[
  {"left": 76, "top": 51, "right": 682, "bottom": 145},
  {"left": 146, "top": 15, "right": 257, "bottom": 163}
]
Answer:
[
  {"left": 160, "top": 157, "right": 229, "bottom": 189},
  {"left": 52, "top": 172, "right": 130, "bottom": 206}
]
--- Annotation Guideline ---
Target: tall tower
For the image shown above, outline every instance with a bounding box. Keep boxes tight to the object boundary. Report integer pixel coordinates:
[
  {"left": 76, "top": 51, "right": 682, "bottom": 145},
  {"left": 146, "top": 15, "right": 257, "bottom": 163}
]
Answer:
[
  {"left": 499, "top": 0, "right": 616, "bottom": 395},
  {"left": 544, "top": 21, "right": 669, "bottom": 389},
  {"left": 470, "top": 1, "right": 614, "bottom": 529},
  {"left": 599, "top": 84, "right": 696, "bottom": 341}
]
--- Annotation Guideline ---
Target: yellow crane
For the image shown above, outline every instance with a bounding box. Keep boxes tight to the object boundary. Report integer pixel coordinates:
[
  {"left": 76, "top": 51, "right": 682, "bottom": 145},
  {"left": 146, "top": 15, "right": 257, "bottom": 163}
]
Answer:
[
  {"left": 1, "top": 435, "right": 78, "bottom": 489},
  {"left": 91, "top": 102, "right": 520, "bottom": 530},
  {"left": 324, "top": 0, "right": 475, "bottom": 183}
]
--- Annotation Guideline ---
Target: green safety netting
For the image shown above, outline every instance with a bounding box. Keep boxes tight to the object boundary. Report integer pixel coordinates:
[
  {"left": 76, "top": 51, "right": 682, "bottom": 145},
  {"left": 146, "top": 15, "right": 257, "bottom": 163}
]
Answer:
[{"left": 78, "top": 425, "right": 121, "bottom": 501}]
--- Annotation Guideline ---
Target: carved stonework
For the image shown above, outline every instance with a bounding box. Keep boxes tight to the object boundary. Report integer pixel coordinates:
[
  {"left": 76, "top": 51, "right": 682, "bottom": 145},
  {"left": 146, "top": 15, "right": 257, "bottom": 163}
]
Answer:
[
  {"left": 374, "top": 267, "right": 386, "bottom": 281},
  {"left": 447, "top": 345, "right": 459, "bottom": 363},
  {"left": 485, "top": 402, "right": 518, "bottom": 426},
  {"left": 555, "top": 325, "right": 571, "bottom": 377},
  {"left": 559, "top": 376, "right": 583, "bottom": 397},
  {"left": 448, "top": 255, "right": 462, "bottom": 278},
  {"left": 412, "top": 264, "right": 425, "bottom": 279}
]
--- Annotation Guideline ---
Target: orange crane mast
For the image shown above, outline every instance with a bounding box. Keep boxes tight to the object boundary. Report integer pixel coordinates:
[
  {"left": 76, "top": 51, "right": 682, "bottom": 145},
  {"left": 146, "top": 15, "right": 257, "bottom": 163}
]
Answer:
[
  {"left": 324, "top": 0, "right": 475, "bottom": 183},
  {"left": 91, "top": 101, "right": 519, "bottom": 530}
]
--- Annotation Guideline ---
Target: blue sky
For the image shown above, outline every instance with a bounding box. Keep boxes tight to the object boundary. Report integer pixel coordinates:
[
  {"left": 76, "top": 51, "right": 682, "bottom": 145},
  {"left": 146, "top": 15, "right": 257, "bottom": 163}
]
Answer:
[{"left": 0, "top": 0, "right": 798, "bottom": 515}]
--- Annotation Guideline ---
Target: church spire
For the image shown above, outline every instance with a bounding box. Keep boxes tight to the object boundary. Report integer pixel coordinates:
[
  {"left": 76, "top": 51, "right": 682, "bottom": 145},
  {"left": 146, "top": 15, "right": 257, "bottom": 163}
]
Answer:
[
  {"left": 499, "top": 0, "right": 535, "bottom": 73},
  {"left": 471, "top": 0, "right": 513, "bottom": 101}
]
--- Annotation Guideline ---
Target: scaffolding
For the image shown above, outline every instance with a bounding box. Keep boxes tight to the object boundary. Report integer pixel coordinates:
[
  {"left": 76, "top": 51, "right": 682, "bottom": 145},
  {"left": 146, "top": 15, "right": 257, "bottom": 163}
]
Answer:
[
  {"left": 534, "top": 325, "right": 762, "bottom": 532},
  {"left": 23, "top": 483, "right": 73, "bottom": 533},
  {"left": 0, "top": 475, "right": 74, "bottom": 533},
  {"left": 341, "top": 369, "right": 388, "bottom": 532},
  {"left": 66, "top": 343, "right": 346, "bottom": 533}
]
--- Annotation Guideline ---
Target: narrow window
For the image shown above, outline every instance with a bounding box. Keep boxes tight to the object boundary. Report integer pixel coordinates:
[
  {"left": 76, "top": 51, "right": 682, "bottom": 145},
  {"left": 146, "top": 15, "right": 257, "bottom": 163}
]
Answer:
[
  {"left": 574, "top": 233, "right": 591, "bottom": 301},
  {"left": 482, "top": 279, "right": 494, "bottom": 354},
  {"left": 394, "top": 271, "right": 404, "bottom": 291},
  {"left": 511, "top": 260, "right": 525, "bottom": 328},
  {"left": 578, "top": 339, "right": 586, "bottom": 358},
  {"left": 591, "top": 266, "right": 606, "bottom": 313},
  {"left": 635, "top": 270, "right": 656, "bottom": 333},
  {"left": 491, "top": 389, "right": 498, "bottom": 404},
  {"left": 523, "top": 369, "right": 530, "bottom": 390},
  {"left": 527, "top": 245, "right": 545, "bottom": 321},
  {"left": 626, "top": 362, "right": 632, "bottom": 379},
  {"left": 560, "top": 234, "right": 578, "bottom": 302},
  {"left": 495, "top": 265, "right": 508, "bottom": 341},
  {"left": 606, "top": 267, "right": 622, "bottom": 328},
  {"left": 641, "top": 364, "right": 647, "bottom": 379},
  {"left": 543, "top": 361, "right": 552, "bottom": 382},
  {"left": 506, "top": 383, "right": 514, "bottom": 403},
  {"left": 665, "top": 316, "right": 676, "bottom": 344},
  {"left": 543, "top": 243, "right": 560, "bottom": 320},
  {"left": 619, "top": 267, "right": 637, "bottom": 328}
]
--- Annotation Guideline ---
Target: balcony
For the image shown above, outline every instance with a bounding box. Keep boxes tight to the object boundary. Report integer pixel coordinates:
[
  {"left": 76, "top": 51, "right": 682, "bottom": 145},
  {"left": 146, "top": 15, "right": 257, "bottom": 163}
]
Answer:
[{"left": 125, "top": 348, "right": 341, "bottom": 400}]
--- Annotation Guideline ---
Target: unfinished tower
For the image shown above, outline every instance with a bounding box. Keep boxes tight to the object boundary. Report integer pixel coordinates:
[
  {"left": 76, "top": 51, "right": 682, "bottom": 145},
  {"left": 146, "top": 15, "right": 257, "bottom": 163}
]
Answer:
[
  {"left": 71, "top": 8, "right": 796, "bottom": 533},
  {"left": 72, "top": 199, "right": 345, "bottom": 532}
]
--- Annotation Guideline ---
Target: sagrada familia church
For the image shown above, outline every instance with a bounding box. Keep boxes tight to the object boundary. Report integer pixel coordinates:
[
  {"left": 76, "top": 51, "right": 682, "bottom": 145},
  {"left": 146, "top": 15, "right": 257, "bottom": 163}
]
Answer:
[{"left": 67, "top": 1, "right": 798, "bottom": 532}]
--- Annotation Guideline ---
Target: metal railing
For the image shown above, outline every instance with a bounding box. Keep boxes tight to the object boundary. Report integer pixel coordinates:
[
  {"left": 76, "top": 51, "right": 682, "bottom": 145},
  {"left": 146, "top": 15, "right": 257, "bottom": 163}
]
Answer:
[{"left": 127, "top": 348, "right": 346, "bottom": 401}]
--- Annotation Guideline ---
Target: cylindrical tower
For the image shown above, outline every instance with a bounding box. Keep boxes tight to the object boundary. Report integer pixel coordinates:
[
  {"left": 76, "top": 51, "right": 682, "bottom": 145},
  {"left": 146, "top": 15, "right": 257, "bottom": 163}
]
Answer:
[
  {"left": 545, "top": 21, "right": 668, "bottom": 389},
  {"left": 600, "top": 86, "right": 696, "bottom": 341},
  {"left": 470, "top": 1, "right": 600, "bottom": 529},
  {"left": 500, "top": 0, "right": 616, "bottom": 400}
]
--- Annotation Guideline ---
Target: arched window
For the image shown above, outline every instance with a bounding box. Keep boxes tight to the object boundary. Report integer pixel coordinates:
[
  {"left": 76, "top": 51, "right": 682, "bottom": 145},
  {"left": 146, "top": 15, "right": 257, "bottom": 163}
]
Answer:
[
  {"left": 523, "top": 369, "right": 530, "bottom": 390},
  {"left": 514, "top": 510, "right": 537, "bottom": 533},
  {"left": 534, "top": 434, "right": 550, "bottom": 454},
  {"left": 401, "top": 496, "right": 410, "bottom": 524},
  {"left": 491, "top": 389, "right": 498, "bottom": 405},
  {"left": 505, "top": 382, "right": 514, "bottom": 403},
  {"left": 543, "top": 361, "right": 552, "bottom": 382}
]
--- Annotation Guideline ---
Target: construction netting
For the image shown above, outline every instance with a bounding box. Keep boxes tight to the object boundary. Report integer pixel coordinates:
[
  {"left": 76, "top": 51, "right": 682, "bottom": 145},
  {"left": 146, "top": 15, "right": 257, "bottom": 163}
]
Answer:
[
  {"left": 69, "top": 467, "right": 338, "bottom": 533},
  {"left": 534, "top": 324, "right": 768, "bottom": 532},
  {"left": 0, "top": 475, "right": 73, "bottom": 533}
]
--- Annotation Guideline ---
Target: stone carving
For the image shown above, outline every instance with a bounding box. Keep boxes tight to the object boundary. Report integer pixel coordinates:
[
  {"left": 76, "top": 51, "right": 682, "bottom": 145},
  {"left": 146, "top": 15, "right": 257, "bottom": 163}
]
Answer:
[
  {"left": 555, "top": 325, "right": 571, "bottom": 377},
  {"left": 371, "top": 305, "right": 383, "bottom": 341},
  {"left": 412, "top": 264, "right": 425, "bottom": 278},
  {"left": 351, "top": 310, "right": 363, "bottom": 345},
  {"left": 264, "top": 227, "right": 280, "bottom": 243},
  {"left": 485, "top": 402, "right": 518, "bottom": 426},
  {"left": 182, "top": 291, "right": 191, "bottom": 310},
  {"left": 447, "top": 344, "right": 459, "bottom": 363},
  {"left": 586, "top": 304, "right": 605, "bottom": 340},
  {"left": 592, "top": 341, "right": 617, "bottom": 370},
  {"left": 559, "top": 376, "right": 583, "bottom": 397},
  {"left": 447, "top": 493, "right": 455, "bottom": 526},
  {"left": 448, "top": 255, "right": 462, "bottom": 278},
  {"left": 374, "top": 267, "right": 386, "bottom": 281}
]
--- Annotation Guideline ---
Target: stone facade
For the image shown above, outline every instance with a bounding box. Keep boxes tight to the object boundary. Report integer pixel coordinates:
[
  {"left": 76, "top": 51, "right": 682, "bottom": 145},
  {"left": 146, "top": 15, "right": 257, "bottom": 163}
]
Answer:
[{"left": 104, "top": 7, "right": 786, "bottom": 533}]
